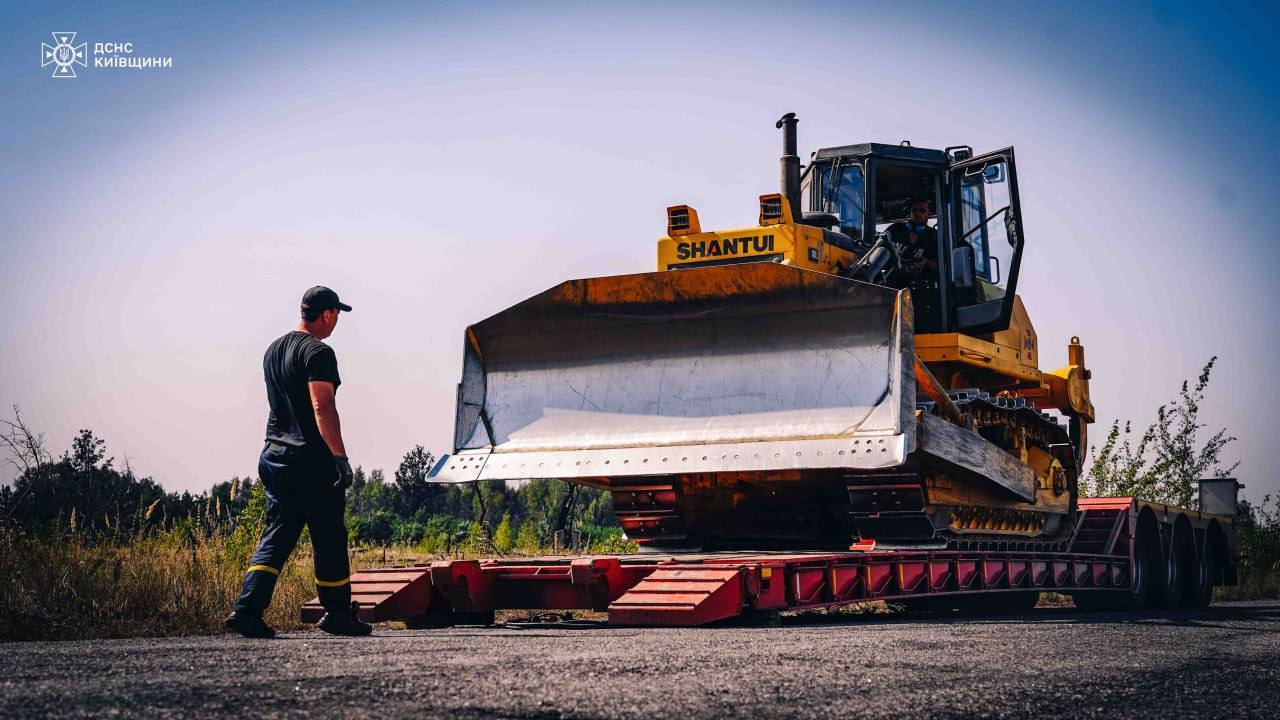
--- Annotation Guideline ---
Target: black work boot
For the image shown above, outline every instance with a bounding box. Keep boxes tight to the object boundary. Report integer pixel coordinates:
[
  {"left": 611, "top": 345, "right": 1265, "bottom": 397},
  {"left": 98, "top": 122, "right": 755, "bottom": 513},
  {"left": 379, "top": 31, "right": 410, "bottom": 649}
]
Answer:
[
  {"left": 318, "top": 602, "right": 373, "bottom": 636},
  {"left": 225, "top": 611, "right": 276, "bottom": 639}
]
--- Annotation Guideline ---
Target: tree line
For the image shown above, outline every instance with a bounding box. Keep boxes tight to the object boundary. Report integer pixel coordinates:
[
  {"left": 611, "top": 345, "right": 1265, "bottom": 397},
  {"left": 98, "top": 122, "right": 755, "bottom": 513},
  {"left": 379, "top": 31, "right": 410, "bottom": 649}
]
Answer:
[
  {"left": 1, "top": 357, "right": 1276, "bottom": 578},
  {"left": 0, "top": 408, "right": 624, "bottom": 554}
]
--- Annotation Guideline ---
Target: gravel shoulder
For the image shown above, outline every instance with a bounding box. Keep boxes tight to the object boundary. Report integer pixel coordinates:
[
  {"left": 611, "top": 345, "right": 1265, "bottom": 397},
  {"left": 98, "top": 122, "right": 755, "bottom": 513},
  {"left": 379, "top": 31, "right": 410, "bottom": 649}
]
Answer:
[{"left": 2, "top": 602, "right": 1277, "bottom": 719}]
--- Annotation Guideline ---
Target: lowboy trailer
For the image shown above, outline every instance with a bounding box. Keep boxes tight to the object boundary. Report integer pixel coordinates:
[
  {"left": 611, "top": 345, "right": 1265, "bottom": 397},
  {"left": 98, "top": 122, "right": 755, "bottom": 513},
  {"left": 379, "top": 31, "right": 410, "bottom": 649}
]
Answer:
[
  {"left": 302, "top": 482, "right": 1240, "bottom": 627},
  {"left": 304, "top": 115, "right": 1243, "bottom": 627}
]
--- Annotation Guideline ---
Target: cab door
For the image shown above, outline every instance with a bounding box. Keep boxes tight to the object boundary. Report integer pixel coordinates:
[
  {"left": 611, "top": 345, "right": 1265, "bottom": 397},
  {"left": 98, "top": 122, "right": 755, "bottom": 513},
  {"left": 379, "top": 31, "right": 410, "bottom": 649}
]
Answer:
[{"left": 948, "top": 148, "right": 1024, "bottom": 335}]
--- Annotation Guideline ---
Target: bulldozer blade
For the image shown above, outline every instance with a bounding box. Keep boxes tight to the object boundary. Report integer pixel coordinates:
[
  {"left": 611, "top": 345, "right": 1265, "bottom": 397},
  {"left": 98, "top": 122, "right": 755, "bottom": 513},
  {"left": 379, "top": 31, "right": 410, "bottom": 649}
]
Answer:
[{"left": 431, "top": 262, "right": 916, "bottom": 483}]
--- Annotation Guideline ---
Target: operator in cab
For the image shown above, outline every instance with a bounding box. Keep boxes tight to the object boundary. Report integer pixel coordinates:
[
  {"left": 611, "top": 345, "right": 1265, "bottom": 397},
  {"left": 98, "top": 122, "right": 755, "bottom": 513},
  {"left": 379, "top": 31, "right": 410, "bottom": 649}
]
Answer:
[
  {"left": 887, "top": 198, "right": 939, "bottom": 282},
  {"left": 886, "top": 197, "right": 942, "bottom": 330}
]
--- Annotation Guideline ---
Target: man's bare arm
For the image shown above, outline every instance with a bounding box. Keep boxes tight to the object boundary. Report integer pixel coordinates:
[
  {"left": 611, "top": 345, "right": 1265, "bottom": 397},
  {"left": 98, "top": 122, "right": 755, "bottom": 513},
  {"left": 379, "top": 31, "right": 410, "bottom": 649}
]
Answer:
[{"left": 308, "top": 381, "right": 347, "bottom": 457}]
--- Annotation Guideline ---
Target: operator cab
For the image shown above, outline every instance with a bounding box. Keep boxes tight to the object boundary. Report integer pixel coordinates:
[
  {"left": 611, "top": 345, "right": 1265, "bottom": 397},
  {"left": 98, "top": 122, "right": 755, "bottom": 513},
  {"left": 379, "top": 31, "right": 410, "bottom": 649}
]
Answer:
[{"left": 798, "top": 142, "right": 1025, "bottom": 336}]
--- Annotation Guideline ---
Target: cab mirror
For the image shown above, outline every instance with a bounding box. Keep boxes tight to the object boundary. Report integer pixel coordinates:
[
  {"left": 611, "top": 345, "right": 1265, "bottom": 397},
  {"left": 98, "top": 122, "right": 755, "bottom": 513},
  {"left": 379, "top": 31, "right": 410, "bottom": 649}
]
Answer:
[
  {"left": 1004, "top": 210, "right": 1019, "bottom": 246},
  {"left": 801, "top": 211, "right": 839, "bottom": 229},
  {"left": 951, "top": 246, "right": 975, "bottom": 290}
]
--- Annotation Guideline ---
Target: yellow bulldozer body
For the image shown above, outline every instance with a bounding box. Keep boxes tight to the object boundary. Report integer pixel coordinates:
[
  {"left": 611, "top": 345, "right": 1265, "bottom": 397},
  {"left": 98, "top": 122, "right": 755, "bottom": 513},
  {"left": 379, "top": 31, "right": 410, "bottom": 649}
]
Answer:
[
  {"left": 657, "top": 199, "right": 855, "bottom": 274},
  {"left": 430, "top": 125, "right": 1096, "bottom": 549}
]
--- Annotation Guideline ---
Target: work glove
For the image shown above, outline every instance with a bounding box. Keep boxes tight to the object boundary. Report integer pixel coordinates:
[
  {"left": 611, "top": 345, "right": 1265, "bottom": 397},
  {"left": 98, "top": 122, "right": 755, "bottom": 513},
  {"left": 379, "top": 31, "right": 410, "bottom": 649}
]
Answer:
[{"left": 333, "top": 455, "right": 354, "bottom": 491}]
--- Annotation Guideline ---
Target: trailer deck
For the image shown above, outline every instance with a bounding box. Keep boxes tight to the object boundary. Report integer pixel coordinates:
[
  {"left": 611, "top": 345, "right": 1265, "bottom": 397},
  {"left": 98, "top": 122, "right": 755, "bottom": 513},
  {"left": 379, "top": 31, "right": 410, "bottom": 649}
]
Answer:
[{"left": 301, "top": 495, "right": 1238, "bottom": 627}]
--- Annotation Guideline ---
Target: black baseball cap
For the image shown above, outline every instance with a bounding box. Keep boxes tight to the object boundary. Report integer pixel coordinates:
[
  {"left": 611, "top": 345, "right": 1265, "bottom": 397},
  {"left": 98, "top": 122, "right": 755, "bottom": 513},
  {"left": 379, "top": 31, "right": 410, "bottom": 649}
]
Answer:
[{"left": 301, "top": 286, "right": 352, "bottom": 312}]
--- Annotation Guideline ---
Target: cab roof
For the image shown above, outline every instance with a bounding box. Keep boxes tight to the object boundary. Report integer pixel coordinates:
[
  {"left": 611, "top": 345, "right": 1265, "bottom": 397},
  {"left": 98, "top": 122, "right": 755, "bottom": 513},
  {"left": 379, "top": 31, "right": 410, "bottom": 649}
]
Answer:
[{"left": 811, "top": 143, "right": 947, "bottom": 164}]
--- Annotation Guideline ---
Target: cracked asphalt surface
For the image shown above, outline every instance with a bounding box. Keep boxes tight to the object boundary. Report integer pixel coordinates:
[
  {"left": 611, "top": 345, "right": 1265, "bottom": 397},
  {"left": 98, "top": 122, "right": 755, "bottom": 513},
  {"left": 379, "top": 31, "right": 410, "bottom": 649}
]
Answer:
[{"left": 2, "top": 602, "right": 1277, "bottom": 719}]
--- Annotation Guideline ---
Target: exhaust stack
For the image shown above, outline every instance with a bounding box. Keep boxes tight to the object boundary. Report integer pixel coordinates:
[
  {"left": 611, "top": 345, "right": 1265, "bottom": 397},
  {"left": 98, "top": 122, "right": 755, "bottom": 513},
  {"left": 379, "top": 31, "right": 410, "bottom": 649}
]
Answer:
[{"left": 777, "top": 112, "right": 801, "bottom": 222}]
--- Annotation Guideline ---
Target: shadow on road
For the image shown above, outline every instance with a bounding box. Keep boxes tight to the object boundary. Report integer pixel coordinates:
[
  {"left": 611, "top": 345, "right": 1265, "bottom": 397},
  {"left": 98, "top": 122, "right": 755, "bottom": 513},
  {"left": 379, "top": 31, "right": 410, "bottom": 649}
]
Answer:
[{"left": 772, "top": 601, "right": 1280, "bottom": 631}]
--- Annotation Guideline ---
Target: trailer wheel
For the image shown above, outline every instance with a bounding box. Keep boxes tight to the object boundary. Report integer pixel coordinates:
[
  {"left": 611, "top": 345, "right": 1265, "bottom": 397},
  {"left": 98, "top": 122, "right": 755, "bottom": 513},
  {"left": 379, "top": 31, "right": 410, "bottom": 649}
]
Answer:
[
  {"left": 1098, "top": 510, "right": 1156, "bottom": 610},
  {"left": 1188, "top": 547, "right": 1214, "bottom": 609},
  {"left": 1188, "top": 524, "right": 1222, "bottom": 609},
  {"left": 1160, "top": 521, "right": 1193, "bottom": 608},
  {"left": 1073, "top": 512, "right": 1160, "bottom": 613},
  {"left": 1119, "top": 510, "right": 1162, "bottom": 609}
]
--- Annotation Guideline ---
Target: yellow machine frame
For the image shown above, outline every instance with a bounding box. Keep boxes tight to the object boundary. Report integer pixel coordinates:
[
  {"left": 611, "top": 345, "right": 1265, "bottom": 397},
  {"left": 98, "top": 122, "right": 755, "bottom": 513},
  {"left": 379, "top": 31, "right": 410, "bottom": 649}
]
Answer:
[{"left": 658, "top": 194, "right": 1094, "bottom": 448}]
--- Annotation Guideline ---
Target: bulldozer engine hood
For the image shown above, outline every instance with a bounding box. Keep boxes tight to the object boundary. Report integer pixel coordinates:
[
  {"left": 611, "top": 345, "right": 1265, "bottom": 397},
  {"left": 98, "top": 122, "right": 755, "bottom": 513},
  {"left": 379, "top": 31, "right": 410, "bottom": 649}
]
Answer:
[{"left": 431, "top": 262, "right": 916, "bottom": 482}]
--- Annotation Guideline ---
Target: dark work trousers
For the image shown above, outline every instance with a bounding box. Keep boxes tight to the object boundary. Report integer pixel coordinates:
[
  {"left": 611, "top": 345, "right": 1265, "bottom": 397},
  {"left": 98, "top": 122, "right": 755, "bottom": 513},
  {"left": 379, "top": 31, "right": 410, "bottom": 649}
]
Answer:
[{"left": 234, "top": 443, "right": 352, "bottom": 616}]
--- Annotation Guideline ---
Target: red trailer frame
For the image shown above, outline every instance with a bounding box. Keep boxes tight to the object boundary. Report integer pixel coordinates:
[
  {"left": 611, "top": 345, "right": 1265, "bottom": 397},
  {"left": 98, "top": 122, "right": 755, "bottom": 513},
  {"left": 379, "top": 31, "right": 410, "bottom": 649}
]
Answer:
[{"left": 302, "top": 492, "right": 1238, "bottom": 627}]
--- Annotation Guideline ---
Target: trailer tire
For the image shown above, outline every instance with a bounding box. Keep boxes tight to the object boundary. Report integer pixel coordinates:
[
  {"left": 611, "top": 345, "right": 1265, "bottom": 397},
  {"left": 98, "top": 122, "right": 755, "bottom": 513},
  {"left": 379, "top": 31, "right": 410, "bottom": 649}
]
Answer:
[
  {"left": 1160, "top": 521, "right": 1193, "bottom": 608},
  {"left": 1188, "top": 547, "right": 1214, "bottom": 609},
  {"left": 1074, "top": 513, "right": 1161, "bottom": 613},
  {"left": 1188, "top": 525, "right": 1222, "bottom": 609},
  {"left": 1125, "top": 511, "right": 1162, "bottom": 610}
]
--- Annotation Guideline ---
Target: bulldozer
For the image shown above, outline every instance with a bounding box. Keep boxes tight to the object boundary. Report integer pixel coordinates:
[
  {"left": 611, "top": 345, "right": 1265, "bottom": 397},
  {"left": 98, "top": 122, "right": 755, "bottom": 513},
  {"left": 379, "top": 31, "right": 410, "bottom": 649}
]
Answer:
[{"left": 430, "top": 113, "right": 1096, "bottom": 552}]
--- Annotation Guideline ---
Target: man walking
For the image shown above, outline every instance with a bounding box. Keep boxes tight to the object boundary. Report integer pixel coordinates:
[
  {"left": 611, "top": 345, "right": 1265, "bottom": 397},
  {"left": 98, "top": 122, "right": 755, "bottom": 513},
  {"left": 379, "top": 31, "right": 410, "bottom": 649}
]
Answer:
[{"left": 225, "top": 286, "right": 372, "bottom": 638}]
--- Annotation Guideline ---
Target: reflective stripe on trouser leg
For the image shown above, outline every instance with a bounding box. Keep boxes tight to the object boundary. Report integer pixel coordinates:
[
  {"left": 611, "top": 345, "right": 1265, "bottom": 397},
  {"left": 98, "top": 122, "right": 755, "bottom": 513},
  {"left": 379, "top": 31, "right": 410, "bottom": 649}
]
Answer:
[
  {"left": 234, "top": 564, "right": 284, "bottom": 615},
  {"left": 314, "top": 576, "right": 351, "bottom": 613},
  {"left": 233, "top": 454, "right": 306, "bottom": 616},
  {"left": 307, "top": 491, "right": 353, "bottom": 612}
]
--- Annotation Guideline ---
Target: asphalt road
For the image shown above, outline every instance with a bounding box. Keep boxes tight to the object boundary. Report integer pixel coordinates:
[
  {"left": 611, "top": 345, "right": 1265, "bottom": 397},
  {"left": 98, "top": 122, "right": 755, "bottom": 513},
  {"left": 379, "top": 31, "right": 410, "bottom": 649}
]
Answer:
[{"left": 2, "top": 602, "right": 1277, "bottom": 719}]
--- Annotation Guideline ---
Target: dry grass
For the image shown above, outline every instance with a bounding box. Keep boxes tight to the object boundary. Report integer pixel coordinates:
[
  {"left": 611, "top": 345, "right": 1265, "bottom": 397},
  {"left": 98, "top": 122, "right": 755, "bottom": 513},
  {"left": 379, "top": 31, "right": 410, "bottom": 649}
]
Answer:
[
  {"left": 0, "top": 515, "right": 625, "bottom": 643},
  {"left": 0, "top": 524, "right": 444, "bottom": 642},
  {"left": 3, "top": 527, "right": 285, "bottom": 640},
  {"left": 1216, "top": 568, "right": 1280, "bottom": 601}
]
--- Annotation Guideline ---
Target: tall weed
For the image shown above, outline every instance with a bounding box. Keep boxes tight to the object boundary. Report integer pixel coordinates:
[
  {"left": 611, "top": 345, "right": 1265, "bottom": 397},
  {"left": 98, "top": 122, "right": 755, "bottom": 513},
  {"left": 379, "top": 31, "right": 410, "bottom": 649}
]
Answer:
[{"left": 0, "top": 484, "right": 636, "bottom": 641}]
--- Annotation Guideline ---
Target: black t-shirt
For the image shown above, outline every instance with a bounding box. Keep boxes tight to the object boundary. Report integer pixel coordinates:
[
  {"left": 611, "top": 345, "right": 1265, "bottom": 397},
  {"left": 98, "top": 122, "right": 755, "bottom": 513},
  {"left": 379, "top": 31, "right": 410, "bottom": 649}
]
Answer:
[
  {"left": 263, "top": 331, "right": 341, "bottom": 451},
  {"left": 887, "top": 222, "right": 939, "bottom": 266}
]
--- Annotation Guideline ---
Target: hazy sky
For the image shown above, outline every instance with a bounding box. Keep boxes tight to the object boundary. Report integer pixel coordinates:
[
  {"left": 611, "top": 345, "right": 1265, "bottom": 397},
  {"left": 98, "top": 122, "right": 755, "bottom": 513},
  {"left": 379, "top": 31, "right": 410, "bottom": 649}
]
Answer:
[{"left": 2, "top": 1, "right": 1277, "bottom": 503}]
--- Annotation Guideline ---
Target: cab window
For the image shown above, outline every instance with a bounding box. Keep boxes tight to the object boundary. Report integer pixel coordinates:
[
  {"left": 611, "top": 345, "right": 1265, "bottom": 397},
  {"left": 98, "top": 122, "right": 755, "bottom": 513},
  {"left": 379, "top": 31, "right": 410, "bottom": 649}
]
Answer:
[
  {"left": 957, "top": 160, "right": 1015, "bottom": 301},
  {"left": 803, "top": 162, "right": 865, "bottom": 242},
  {"left": 872, "top": 164, "right": 938, "bottom": 235}
]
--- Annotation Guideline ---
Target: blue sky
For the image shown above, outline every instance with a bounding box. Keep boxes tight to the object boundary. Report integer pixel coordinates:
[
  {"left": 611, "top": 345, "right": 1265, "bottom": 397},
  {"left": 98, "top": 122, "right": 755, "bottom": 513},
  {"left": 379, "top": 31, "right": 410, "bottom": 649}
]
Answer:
[{"left": 1, "top": 1, "right": 1277, "bottom": 501}]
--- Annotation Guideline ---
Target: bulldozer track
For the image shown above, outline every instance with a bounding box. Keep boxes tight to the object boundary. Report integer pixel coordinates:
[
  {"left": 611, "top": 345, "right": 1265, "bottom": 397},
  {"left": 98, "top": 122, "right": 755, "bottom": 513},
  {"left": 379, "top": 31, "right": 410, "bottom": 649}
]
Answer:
[{"left": 848, "top": 389, "right": 1077, "bottom": 550}]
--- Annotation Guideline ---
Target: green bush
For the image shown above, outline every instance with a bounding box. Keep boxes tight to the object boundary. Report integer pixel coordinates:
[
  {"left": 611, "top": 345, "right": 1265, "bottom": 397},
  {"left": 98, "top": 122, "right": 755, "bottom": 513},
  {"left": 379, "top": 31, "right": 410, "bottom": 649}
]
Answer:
[
  {"left": 348, "top": 510, "right": 396, "bottom": 545},
  {"left": 493, "top": 512, "right": 514, "bottom": 553}
]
